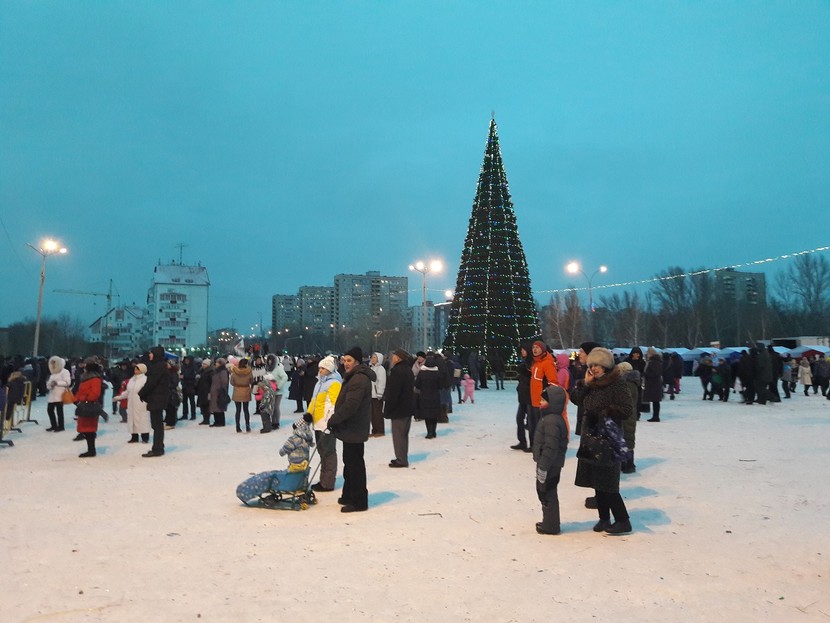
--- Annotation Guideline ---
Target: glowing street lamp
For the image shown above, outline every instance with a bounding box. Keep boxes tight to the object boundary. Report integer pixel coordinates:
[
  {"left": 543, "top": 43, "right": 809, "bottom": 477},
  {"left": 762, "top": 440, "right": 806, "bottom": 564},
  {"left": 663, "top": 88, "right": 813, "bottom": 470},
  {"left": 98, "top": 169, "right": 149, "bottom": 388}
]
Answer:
[
  {"left": 27, "top": 238, "right": 68, "bottom": 357},
  {"left": 566, "top": 261, "right": 607, "bottom": 338},
  {"left": 409, "top": 259, "right": 442, "bottom": 351}
]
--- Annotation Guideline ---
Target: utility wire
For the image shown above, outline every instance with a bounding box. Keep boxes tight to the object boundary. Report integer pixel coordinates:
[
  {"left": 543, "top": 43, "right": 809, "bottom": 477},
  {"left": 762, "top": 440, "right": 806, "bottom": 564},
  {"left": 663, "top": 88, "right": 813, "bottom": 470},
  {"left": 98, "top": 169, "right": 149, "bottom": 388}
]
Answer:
[{"left": 534, "top": 245, "right": 830, "bottom": 295}]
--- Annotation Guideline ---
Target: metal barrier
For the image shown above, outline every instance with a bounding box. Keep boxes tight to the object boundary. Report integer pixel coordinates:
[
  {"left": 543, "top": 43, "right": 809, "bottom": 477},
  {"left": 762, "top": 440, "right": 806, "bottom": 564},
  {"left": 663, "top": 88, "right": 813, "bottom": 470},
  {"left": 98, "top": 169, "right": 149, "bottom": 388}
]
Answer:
[
  {"left": 14, "top": 380, "right": 38, "bottom": 425},
  {"left": 1, "top": 386, "right": 14, "bottom": 446}
]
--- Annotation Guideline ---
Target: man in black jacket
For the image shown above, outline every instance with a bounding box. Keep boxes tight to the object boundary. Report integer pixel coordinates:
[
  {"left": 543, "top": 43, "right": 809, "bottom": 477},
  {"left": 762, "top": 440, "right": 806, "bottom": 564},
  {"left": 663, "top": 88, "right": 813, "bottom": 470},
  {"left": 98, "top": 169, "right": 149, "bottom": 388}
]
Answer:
[
  {"left": 384, "top": 349, "right": 415, "bottom": 468},
  {"left": 328, "top": 346, "right": 375, "bottom": 513},
  {"left": 138, "top": 346, "right": 171, "bottom": 457}
]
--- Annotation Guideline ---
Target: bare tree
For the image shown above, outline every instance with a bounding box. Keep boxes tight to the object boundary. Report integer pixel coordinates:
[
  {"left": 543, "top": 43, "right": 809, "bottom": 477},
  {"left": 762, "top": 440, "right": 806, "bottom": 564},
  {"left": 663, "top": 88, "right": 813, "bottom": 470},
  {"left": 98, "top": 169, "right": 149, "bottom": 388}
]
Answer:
[
  {"left": 540, "top": 294, "right": 567, "bottom": 348},
  {"left": 790, "top": 254, "right": 830, "bottom": 309},
  {"left": 599, "top": 290, "right": 643, "bottom": 346},
  {"left": 563, "top": 290, "right": 585, "bottom": 347}
]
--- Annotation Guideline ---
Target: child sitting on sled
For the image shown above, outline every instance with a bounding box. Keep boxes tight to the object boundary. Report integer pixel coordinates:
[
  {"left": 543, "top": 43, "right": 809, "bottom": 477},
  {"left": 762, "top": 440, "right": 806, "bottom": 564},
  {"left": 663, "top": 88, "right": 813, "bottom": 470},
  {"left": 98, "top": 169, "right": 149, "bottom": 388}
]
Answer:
[{"left": 236, "top": 414, "right": 315, "bottom": 504}]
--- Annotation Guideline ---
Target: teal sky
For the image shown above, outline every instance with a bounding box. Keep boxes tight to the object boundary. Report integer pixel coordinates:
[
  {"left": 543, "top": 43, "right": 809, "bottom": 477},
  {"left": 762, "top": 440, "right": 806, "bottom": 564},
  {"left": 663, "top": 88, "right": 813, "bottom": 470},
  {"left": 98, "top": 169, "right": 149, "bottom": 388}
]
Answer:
[{"left": 2, "top": 1, "right": 828, "bottom": 335}]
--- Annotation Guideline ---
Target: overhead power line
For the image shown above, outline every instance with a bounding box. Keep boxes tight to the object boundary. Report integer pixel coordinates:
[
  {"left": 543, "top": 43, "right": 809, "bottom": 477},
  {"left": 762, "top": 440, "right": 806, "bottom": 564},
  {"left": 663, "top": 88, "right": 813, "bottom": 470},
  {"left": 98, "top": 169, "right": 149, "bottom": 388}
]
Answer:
[{"left": 534, "top": 245, "right": 830, "bottom": 295}]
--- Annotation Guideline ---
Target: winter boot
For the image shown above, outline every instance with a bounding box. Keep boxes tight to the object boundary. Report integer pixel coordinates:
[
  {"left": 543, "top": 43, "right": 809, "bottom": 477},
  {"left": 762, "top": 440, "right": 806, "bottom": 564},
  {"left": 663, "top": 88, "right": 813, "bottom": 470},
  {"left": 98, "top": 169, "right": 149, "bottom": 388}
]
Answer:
[
  {"left": 79, "top": 433, "right": 96, "bottom": 458},
  {"left": 47, "top": 411, "right": 58, "bottom": 431},
  {"left": 128, "top": 434, "right": 139, "bottom": 443},
  {"left": 621, "top": 452, "right": 636, "bottom": 474},
  {"left": 140, "top": 433, "right": 150, "bottom": 443},
  {"left": 605, "top": 519, "right": 633, "bottom": 534},
  {"left": 56, "top": 410, "right": 65, "bottom": 431}
]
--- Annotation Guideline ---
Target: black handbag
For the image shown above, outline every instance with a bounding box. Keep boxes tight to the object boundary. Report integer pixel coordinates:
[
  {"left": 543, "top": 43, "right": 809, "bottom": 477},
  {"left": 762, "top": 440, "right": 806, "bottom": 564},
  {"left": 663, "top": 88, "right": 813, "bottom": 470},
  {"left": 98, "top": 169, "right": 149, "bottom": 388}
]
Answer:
[{"left": 75, "top": 401, "right": 106, "bottom": 418}]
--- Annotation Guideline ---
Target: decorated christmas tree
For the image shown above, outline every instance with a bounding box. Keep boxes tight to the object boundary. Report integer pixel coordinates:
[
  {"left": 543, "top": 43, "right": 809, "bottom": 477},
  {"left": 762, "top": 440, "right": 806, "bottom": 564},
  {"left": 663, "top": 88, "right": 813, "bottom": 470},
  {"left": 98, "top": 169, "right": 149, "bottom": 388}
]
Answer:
[{"left": 443, "top": 118, "right": 540, "bottom": 362}]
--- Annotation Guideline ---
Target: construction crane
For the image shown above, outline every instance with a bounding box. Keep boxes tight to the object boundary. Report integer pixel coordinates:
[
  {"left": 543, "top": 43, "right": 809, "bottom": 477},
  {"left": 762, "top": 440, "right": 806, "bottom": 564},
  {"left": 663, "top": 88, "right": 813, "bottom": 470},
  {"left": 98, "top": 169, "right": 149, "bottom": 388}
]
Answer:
[{"left": 54, "top": 280, "right": 120, "bottom": 359}]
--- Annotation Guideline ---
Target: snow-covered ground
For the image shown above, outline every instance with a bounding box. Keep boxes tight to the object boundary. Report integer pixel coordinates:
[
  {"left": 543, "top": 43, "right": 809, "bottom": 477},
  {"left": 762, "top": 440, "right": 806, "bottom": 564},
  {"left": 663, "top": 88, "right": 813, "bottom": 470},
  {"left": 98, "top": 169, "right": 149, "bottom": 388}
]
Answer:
[{"left": 2, "top": 381, "right": 829, "bottom": 622}]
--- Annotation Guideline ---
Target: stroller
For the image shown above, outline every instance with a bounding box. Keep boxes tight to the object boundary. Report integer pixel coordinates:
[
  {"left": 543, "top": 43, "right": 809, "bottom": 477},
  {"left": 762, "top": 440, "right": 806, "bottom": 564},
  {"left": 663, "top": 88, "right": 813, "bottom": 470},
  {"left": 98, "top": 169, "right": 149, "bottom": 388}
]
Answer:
[{"left": 236, "top": 444, "right": 319, "bottom": 511}]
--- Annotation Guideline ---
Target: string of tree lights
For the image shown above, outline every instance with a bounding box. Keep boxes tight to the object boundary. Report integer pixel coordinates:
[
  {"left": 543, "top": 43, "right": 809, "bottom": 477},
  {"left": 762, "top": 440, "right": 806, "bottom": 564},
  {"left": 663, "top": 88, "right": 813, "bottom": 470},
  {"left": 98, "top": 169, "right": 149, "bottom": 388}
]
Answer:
[
  {"left": 443, "top": 117, "right": 540, "bottom": 361},
  {"left": 535, "top": 245, "right": 830, "bottom": 295}
]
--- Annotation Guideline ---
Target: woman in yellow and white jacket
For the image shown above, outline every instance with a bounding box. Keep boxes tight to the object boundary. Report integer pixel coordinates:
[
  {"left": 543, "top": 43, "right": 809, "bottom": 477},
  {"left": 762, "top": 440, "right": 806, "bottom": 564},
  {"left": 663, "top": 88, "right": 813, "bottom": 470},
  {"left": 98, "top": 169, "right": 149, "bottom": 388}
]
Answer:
[{"left": 308, "top": 355, "right": 342, "bottom": 492}]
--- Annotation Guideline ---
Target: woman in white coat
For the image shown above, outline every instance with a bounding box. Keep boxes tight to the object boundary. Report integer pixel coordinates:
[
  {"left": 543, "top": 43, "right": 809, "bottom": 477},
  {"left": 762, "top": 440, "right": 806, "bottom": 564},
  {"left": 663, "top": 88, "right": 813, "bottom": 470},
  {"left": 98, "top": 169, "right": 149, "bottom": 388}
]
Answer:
[
  {"left": 797, "top": 358, "right": 813, "bottom": 396},
  {"left": 114, "top": 363, "right": 151, "bottom": 444},
  {"left": 369, "top": 352, "right": 387, "bottom": 437},
  {"left": 46, "top": 356, "right": 72, "bottom": 432}
]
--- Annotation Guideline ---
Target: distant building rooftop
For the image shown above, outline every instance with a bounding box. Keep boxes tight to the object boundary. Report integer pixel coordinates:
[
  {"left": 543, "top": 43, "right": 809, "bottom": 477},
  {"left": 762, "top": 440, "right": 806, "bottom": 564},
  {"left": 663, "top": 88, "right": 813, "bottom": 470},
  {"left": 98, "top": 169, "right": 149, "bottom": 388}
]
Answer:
[{"left": 153, "top": 263, "right": 210, "bottom": 286}]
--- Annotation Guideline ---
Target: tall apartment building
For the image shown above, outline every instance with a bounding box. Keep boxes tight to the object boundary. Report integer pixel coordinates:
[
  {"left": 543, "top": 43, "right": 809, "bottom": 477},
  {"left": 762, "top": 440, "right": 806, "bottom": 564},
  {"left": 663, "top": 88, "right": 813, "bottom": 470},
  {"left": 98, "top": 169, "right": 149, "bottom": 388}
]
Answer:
[
  {"left": 271, "top": 271, "right": 409, "bottom": 346},
  {"left": 716, "top": 268, "right": 766, "bottom": 306},
  {"left": 298, "top": 286, "right": 335, "bottom": 333},
  {"left": 272, "top": 294, "right": 299, "bottom": 333},
  {"left": 334, "top": 271, "right": 408, "bottom": 329},
  {"left": 146, "top": 262, "right": 210, "bottom": 351},
  {"left": 714, "top": 268, "right": 767, "bottom": 345}
]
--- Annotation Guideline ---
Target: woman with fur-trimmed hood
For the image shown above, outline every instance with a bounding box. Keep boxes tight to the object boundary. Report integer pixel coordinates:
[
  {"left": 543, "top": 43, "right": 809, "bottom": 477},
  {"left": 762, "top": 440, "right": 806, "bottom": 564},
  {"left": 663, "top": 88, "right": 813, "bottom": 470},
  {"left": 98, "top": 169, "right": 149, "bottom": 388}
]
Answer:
[
  {"left": 570, "top": 347, "right": 633, "bottom": 535},
  {"left": 46, "top": 356, "right": 72, "bottom": 432}
]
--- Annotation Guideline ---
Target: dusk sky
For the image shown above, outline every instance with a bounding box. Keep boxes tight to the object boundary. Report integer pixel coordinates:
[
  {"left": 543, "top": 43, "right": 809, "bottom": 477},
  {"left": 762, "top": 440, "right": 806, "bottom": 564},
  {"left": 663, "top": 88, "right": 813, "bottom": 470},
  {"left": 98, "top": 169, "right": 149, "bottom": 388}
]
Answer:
[{"left": 2, "top": 1, "right": 828, "bottom": 337}]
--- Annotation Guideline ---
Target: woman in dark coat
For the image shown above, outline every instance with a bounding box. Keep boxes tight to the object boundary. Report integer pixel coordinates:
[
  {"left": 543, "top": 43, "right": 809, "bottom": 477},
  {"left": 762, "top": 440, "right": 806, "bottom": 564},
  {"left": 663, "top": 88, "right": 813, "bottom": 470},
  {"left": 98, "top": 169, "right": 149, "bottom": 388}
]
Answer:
[
  {"left": 288, "top": 358, "right": 306, "bottom": 412},
  {"left": 616, "top": 361, "right": 640, "bottom": 473},
  {"left": 208, "top": 358, "right": 230, "bottom": 427},
  {"left": 196, "top": 359, "right": 213, "bottom": 424},
  {"left": 511, "top": 343, "right": 533, "bottom": 451},
  {"left": 570, "top": 347, "right": 633, "bottom": 535},
  {"left": 302, "top": 357, "right": 319, "bottom": 411},
  {"left": 625, "top": 346, "right": 646, "bottom": 415},
  {"left": 414, "top": 355, "right": 443, "bottom": 439},
  {"left": 662, "top": 354, "right": 676, "bottom": 400},
  {"left": 642, "top": 347, "right": 663, "bottom": 422}
]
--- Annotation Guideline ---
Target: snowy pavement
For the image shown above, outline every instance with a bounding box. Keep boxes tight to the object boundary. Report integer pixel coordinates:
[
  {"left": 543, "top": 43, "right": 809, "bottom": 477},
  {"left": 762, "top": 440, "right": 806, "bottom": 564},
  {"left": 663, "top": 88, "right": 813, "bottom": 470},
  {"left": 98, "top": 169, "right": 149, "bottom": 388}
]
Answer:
[{"left": 1, "top": 382, "right": 829, "bottom": 622}]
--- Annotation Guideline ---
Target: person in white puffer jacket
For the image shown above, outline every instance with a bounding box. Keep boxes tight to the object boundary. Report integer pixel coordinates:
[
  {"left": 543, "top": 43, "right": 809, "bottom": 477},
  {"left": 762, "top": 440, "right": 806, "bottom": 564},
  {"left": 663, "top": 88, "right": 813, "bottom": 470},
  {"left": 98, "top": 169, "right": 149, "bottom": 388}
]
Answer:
[
  {"left": 46, "top": 356, "right": 72, "bottom": 432},
  {"left": 369, "top": 352, "right": 387, "bottom": 437}
]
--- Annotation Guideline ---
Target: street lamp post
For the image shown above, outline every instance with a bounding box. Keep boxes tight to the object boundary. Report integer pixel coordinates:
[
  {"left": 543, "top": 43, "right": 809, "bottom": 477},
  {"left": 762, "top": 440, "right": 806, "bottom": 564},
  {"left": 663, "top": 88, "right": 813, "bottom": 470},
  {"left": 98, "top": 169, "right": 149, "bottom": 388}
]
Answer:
[
  {"left": 409, "top": 259, "right": 442, "bottom": 352},
  {"left": 566, "top": 261, "right": 607, "bottom": 339},
  {"left": 27, "top": 239, "right": 68, "bottom": 357}
]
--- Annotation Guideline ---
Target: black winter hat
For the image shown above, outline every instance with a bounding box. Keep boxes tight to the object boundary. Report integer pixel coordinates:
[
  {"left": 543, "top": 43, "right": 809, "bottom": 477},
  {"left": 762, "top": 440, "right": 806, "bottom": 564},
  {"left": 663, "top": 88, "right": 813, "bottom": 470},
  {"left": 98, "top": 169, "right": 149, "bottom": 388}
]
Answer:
[
  {"left": 579, "top": 341, "right": 601, "bottom": 355},
  {"left": 345, "top": 346, "right": 363, "bottom": 362}
]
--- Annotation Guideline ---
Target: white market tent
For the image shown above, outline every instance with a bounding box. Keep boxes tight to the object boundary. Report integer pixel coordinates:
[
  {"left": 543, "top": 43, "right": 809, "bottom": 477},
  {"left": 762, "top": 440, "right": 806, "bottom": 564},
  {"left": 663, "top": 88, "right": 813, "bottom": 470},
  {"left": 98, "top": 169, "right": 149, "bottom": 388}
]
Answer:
[{"left": 789, "top": 345, "right": 830, "bottom": 358}]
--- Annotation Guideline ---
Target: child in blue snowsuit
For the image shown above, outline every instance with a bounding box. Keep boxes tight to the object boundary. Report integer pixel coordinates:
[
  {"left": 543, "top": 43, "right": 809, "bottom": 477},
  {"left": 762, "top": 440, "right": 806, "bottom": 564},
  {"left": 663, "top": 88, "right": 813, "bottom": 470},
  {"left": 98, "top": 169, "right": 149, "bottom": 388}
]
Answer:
[{"left": 236, "top": 414, "right": 315, "bottom": 504}]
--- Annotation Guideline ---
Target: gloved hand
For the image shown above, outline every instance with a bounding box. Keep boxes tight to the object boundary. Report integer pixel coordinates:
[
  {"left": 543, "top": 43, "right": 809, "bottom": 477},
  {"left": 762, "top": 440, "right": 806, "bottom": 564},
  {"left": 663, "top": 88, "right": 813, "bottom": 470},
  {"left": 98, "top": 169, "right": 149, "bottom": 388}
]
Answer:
[{"left": 536, "top": 467, "right": 547, "bottom": 484}]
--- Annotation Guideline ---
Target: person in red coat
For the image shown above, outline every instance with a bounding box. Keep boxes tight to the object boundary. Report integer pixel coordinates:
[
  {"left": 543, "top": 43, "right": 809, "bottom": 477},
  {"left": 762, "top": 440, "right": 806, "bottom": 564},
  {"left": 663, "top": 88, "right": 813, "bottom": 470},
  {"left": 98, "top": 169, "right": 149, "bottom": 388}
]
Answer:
[
  {"left": 528, "top": 341, "right": 559, "bottom": 447},
  {"left": 75, "top": 357, "right": 106, "bottom": 458}
]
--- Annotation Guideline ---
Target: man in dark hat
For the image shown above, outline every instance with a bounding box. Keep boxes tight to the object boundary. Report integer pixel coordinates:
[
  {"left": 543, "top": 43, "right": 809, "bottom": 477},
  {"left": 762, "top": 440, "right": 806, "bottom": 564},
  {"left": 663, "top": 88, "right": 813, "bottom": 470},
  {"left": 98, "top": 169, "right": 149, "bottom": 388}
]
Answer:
[
  {"left": 327, "top": 346, "right": 375, "bottom": 513},
  {"left": 138, "top": 346, "right": 171, "bottom": 457}
]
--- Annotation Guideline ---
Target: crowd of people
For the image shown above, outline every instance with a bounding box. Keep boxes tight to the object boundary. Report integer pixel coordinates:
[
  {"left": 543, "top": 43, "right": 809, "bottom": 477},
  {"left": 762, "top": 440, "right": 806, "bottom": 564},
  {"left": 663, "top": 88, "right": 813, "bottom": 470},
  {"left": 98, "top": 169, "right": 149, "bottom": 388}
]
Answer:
[
  {"left": 3, "top": 340, "right": 827, "bottom": 527},
  {"left": 691, "top": 345, "right": 830, "bottom": 405},
  {"left": 0, "top": 345, "right": 479, "bottom": 514},
  {"left": 512, "top": 340, "right": 829, "bottom": 537}
]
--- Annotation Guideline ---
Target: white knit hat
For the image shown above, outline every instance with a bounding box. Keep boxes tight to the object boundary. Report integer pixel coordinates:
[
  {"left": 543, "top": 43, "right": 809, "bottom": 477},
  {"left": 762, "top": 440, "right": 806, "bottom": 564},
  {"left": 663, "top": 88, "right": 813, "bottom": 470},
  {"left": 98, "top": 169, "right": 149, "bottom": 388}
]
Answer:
[{"left": 318, "top": 356, "right": 337, "bottom": 373}]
